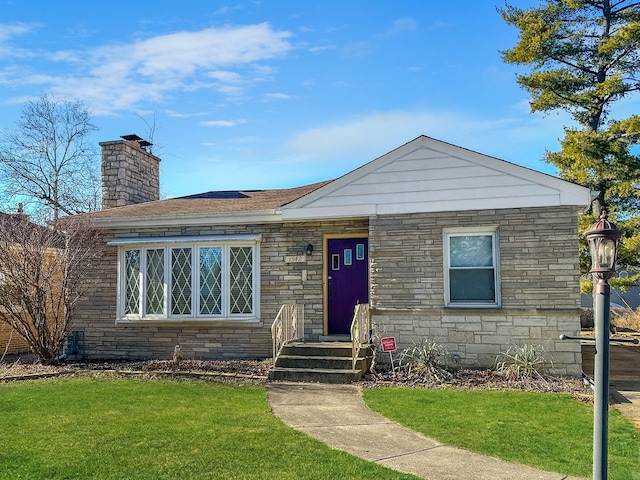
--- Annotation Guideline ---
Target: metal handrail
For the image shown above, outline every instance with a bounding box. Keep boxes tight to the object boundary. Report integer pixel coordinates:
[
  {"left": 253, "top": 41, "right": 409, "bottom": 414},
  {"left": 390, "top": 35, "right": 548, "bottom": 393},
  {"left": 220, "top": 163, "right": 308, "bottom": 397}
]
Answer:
[
  {"left": 271, "top": 304, "right": 304, "bottom": 363},
  {"left": 350, "top": 303, "right": 370, "bottom": 370}
]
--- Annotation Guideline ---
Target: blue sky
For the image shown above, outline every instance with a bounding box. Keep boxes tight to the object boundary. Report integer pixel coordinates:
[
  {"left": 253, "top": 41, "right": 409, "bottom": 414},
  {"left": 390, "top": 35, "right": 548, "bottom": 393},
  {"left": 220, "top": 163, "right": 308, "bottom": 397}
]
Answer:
[{"left": 1, "top": 0, "right": 586, "bottom": 198}]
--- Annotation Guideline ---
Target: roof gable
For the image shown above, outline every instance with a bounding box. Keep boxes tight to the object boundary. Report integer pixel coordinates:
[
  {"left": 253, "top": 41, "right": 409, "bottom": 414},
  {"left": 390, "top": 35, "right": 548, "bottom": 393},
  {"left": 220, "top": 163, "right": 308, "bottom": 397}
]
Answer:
[{"left": 281, "top": 136, "right": 592, "bottom": 220}]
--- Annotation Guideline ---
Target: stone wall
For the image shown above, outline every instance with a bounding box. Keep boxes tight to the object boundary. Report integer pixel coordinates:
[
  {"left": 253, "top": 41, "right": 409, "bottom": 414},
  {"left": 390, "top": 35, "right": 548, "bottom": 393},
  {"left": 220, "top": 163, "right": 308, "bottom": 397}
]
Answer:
[
  {"left": 100, "top": 140, "right": 160, "bottom": 209},
  {"left": 369, "top": 206, "right": 583, "bottom": 376},
  {"left": 74, "top": 205, "right": 583, "bottom": 375},
  {"left": 73, "top": 219, "right": 367, "bottom": 361}
]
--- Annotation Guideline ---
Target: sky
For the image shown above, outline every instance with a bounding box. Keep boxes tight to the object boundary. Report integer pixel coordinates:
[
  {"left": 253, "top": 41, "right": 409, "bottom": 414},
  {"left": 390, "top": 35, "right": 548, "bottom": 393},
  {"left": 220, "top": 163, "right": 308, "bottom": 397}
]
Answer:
[{"left": 0, "top": 0, "right": 600, "bottom": 199}]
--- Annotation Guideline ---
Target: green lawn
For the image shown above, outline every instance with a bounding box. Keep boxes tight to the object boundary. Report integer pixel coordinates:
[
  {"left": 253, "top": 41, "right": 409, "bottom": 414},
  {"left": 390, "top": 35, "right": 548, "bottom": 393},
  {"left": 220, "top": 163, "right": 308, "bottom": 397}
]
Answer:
[
  {"left": 0, "top": 377, "right": 417, "bottom": 480},
  {"left": 363, "top": 387, "right": 640, "bottom": 480}
]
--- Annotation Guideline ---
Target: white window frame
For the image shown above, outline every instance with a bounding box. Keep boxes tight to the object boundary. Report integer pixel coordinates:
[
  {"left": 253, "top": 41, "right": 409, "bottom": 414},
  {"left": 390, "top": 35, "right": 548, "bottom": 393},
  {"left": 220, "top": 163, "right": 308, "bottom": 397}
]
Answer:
[
  {"left": 444, "top": 227, "right": 500, "bottom": 308},
  {"left": 112, "top": 235, "right": 260, "bottom": 323}
]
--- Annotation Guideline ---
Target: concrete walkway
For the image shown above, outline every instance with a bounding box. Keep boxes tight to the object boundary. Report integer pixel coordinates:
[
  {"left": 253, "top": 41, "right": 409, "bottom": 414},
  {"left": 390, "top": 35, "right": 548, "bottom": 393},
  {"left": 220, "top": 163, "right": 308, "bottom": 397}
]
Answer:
[{"left": 266, "top": 382, "right": 588, "bottom": 480}]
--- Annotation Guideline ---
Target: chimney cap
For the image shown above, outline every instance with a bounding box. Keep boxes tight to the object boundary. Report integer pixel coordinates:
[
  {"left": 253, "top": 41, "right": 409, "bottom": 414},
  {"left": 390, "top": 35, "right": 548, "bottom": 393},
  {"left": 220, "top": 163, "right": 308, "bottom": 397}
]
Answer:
[
  {"left": 121, "top": 134, "right": 142, "bottom": 141},
  {"left": 120, "top": 134, "right": 153, "bottom": 151}
]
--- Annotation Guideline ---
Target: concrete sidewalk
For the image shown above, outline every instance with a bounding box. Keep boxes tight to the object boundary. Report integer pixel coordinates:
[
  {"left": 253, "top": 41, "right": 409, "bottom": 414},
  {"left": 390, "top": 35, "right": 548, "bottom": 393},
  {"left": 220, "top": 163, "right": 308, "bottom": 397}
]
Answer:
[{"left": 266, "top": 382, "right": 587, "bottom": 480}]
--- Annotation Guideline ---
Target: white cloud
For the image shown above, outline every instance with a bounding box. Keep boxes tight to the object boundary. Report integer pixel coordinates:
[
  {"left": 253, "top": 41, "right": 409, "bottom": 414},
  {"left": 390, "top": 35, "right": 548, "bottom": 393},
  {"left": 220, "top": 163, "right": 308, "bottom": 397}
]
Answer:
[
  {"left": 0, "top": 22, "right": 37, "bottom": 43},
  {"left": 199, "top": 119, "right": 246, "bottom": 127},
  {"left": 309, "top": 45, "right": 336, "bottom": 53},
  {"left": 165, "top": 110, "right": 207, "bottom": 118},
  {"left": 0, "top": 22, "right": 39, "bottom": 59},
  {"left": 264, "top": 92, "right": 291, "bottom": 100},
  {"left": 284, "top": 108, "right": 568, "bottom": 174},
  {"left": 384, "top": 18, "right": 417, "bottom": 36},
  {"left": 5, "top": 23, "right": 293, "bottom": 115},
  {"left": 208, "top": 70, "right": 244, "bottom": 83}
]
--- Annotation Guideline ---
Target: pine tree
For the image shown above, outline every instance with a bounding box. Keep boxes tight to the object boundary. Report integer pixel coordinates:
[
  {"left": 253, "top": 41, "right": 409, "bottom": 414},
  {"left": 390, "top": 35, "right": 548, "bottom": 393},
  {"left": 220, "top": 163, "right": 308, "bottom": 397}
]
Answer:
[{"left": 501, "top": 0, "right": 640, "bottom": 288}]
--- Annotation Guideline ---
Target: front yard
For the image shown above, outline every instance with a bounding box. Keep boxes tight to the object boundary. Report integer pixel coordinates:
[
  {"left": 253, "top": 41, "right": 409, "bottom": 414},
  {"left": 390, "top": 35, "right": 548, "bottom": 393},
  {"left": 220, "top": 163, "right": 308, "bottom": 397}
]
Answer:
[
  {"left": 0, "top": 373, "right": 638, "bottom": 479},
  {"left": 0, "top": 377, "right": 416, "bottom": 480},
  {"left": 364, "top": 387, "right": 639, "bottom": 480}
]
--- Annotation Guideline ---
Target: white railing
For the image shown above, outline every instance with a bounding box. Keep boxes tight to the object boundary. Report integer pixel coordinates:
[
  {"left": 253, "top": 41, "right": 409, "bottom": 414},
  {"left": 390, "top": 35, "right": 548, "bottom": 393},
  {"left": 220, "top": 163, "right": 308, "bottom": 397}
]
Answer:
[
  {"left": 350, "top": 303, "right": 370, "bottom": 370},
  {"left": 271, "top": 304, "right": 305, "bottom": 363}
]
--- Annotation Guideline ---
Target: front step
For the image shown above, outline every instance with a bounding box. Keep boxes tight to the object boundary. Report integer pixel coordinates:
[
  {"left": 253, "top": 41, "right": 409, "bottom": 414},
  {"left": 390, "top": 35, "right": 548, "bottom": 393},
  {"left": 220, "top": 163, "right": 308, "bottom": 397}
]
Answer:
[
  {"left": 269, "top": 367, "right": 364, "bottom": 384},
  {"left": 269, "top": 342, "right": 372, "bottom": 384}
]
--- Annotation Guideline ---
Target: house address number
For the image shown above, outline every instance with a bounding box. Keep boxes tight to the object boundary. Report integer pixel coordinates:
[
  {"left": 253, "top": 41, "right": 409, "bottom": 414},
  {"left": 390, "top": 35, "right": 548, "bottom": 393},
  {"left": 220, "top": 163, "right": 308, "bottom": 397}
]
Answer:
[{"left": 285, "top": 255, "right": 306, "bottom": 263}]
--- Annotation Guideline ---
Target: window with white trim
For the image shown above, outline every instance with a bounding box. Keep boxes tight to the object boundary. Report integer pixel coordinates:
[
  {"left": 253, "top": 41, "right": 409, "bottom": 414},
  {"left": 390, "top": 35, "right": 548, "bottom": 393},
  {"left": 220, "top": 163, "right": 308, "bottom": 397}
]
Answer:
[
  {"left": 444, "top": 229, "right": 500, "bottom": 308},
  {"left": 116, "top": 237, "right": 258, "bottom": 321}
]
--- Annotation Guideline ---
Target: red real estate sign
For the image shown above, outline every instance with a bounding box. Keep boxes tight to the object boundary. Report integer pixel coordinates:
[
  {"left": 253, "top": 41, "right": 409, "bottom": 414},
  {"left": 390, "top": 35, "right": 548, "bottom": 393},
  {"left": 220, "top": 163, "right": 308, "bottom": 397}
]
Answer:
[{"left": 381, "top": 337, "right": 397, "bottom": 352}]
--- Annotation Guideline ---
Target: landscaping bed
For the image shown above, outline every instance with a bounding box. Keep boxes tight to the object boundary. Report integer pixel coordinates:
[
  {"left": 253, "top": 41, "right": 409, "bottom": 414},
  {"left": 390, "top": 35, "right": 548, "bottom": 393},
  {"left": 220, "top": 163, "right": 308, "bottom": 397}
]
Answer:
[
  {"left": 1, "top": 357, "right": 592, "bottom": 400},
  {"left": 356, "top": 367, "right": 592, "bottom": 399}
]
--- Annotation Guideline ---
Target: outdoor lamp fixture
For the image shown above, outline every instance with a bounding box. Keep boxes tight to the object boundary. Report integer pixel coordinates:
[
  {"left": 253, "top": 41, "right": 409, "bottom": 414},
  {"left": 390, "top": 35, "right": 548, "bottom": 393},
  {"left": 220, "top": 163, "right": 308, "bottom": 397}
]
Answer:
[
  {"left": 586, "top": 212, "right": 623, "bottom": 283},
  {"left": 584, "top": 210, "right": 624, "bottom": 480},
  {"left": 305, "top": 244, "right": 314, "bottom": 256}
]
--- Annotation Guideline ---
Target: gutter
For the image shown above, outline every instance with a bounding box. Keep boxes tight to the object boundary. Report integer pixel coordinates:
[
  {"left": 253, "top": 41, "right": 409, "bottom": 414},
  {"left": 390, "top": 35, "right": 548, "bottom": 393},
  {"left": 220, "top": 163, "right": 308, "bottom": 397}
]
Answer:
[{"left": 93, "top": 209, "right": 282, "bottom": 229}]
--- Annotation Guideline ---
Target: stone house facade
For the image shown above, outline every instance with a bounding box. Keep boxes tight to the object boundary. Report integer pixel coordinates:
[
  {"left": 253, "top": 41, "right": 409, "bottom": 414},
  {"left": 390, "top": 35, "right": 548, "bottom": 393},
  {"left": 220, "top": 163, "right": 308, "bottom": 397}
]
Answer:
[{"left": 74, "top": 135, "right": 591, "bottom": 375}]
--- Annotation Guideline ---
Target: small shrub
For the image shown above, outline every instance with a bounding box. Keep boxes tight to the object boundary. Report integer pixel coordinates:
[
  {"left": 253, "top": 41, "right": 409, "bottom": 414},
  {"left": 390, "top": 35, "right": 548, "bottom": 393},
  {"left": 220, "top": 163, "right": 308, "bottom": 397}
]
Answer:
[
  {"left": 580, "top": 308, "right": 594, "bottom": 330},
  {"left": 495, "top": 344, "right": 550, "bottom": 381},
  {"left": 583, "top": 307, "right": 640, "bottom": 333},
  {"left": 399, "top": 338, "right": 452, "bottom": 381}
]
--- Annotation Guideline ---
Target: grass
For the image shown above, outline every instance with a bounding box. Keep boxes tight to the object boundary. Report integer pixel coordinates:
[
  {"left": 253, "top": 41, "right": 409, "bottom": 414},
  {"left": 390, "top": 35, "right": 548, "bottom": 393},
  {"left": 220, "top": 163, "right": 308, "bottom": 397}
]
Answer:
[
  {"left": 0, "top": 377, "right": 417, "bottom": 480},
  {"left": 363, "top": 387, "right": 640, "bottom": 480}
]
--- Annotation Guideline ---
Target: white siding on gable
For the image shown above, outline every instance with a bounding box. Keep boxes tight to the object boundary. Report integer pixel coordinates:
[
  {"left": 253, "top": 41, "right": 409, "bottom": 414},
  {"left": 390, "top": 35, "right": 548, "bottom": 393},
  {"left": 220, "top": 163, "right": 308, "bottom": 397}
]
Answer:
[{"left": 282, "top": 136, "right": 592, "bottom": 220}]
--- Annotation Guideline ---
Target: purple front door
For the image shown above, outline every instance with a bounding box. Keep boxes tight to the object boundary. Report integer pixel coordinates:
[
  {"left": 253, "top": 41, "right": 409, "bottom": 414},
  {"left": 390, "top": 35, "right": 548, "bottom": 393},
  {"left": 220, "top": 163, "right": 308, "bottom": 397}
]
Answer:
[{"left": 327, "top": 238, "right": 369, "bottom": 335}]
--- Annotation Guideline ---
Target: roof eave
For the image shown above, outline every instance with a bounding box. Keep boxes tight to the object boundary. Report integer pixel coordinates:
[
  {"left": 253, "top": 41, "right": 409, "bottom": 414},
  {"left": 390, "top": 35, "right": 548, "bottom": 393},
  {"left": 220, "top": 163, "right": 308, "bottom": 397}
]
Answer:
[{"left": 93, "top": 209, "right": 282, "bottom": 229}]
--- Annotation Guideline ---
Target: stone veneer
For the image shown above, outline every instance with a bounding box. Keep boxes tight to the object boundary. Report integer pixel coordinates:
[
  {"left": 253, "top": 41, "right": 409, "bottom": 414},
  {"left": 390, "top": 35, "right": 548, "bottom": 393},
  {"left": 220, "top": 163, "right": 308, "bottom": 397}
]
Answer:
[
  {"left": 101, "top": 140, "right": 160, "bottom": 209},
  {"left": 74, "top": 219, "right": 367, "bottom": 361},
  {"left": 75, "top": 205, "right": 582, "bottom": 375},
  {"left": 368, "top": 206, "right": 583, "bottom": 376}
]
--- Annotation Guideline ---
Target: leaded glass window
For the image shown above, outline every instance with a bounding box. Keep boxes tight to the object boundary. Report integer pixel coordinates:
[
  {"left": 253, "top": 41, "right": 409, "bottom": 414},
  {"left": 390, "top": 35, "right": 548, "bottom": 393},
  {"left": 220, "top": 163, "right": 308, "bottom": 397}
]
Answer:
[
  {"left": 171, "top": 248, "right": 192, "bottom": 315},
  {"left": 124, "top": 250, "right": 141, "bottom": 314},
  {"left": 230, "top": 247, "right": 253, "bottom": 314},
  {"left": 146, "top": 249, "right": 165, "bottom": 315},
  {"left": 119, "top": 241, "right": 257, "bottom": 320},
  {"left": 200, "top": 247, "right": 222, "bottom": 315}
]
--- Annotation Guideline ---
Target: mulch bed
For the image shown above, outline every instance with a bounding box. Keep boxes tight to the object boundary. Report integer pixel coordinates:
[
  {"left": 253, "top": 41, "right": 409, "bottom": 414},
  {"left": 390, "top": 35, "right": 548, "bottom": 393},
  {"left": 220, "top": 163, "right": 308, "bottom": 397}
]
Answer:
[
  {"left": 356, "top": 367, "right": 593, "bottom": 402},
  {"left": 0, "top": 357, "right": 593, "bottom": 401}
]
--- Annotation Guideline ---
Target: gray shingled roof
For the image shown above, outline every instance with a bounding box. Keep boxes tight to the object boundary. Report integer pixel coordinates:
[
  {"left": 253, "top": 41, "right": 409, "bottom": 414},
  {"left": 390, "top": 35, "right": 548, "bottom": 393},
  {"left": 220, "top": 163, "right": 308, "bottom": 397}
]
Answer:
[{"left": 90, "top": 180, "right": 332, "bottom": 219}]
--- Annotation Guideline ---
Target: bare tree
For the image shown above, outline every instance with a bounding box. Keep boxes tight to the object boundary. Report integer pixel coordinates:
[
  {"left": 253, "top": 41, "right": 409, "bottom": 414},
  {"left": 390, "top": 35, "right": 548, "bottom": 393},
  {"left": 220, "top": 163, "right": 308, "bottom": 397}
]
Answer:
[
  {"left": 0, "top": 214, "right": 105, "bottom": 365},
  {"left": 0, "top": 94, "right": 100, "bottom": 222}
]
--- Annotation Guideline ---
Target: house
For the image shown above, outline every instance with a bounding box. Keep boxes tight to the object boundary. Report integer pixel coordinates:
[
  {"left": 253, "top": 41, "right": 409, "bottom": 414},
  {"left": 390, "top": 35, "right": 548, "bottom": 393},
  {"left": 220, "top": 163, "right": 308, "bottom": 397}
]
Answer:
[
  {"left": 0, "top": 210, "right": 58, "bottom": 357},
  {"left": 0, "top": 210, "right": 34, "bottom": 355},
  {"left": 75, "top": 135, "right": 592, "bottom": 376}
]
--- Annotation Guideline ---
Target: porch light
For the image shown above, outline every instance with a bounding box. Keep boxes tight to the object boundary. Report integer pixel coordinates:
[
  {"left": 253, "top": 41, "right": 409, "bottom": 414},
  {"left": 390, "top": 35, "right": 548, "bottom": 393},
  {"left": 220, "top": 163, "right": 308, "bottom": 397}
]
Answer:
[
  {"left": 584, "top": 211, "right": 624, "bottom": 280},
  {"left": 305, "top": 244, "right": 314, "bottom": 256}
]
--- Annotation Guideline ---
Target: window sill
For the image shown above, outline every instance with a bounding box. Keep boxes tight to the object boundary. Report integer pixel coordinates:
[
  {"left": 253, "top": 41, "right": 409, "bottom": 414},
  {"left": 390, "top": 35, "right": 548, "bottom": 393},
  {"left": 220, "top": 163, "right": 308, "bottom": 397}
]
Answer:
[
  {"left": 444, "top": 304, "right": 501, "bottom": 310},
  {"left": 116, "top": 317, "right": 261, "bottom": 327}
]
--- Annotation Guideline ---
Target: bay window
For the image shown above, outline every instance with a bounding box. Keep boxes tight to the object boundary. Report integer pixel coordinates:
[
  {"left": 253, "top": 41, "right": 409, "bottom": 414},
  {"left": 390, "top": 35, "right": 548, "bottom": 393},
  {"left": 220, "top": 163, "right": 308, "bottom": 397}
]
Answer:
[{"left": 113, "top": 236, "right": 259, "bottom": 321}]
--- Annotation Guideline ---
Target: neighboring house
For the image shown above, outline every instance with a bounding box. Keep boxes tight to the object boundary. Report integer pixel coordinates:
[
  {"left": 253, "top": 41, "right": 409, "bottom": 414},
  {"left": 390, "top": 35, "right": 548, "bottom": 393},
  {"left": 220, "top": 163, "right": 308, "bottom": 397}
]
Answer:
[
  {"left": 0, "top": 211, "right": 42, "bottom": 356},
  {"left": 75, "top": 135, "right": 592, "bottom": 376}
]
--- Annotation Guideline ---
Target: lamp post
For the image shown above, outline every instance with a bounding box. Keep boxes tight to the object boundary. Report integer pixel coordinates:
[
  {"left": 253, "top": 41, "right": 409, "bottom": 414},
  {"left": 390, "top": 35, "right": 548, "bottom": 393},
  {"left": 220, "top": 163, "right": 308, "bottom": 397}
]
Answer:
[{"left": 583, "top": 210, "right": 624, "bottom": 480}]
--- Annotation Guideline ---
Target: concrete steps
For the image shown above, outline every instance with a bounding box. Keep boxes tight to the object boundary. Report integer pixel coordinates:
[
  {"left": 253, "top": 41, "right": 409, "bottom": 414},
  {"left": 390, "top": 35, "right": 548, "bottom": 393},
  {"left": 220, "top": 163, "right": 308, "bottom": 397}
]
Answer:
[{"left": 269, "top": 342, "right": 372, "bottom": 384}]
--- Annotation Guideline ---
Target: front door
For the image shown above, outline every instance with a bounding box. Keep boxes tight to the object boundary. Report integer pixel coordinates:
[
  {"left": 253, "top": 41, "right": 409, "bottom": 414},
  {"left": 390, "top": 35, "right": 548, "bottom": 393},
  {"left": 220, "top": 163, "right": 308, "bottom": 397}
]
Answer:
[{"left": 327, "top": 237, "right": 369, "bottom": 335}]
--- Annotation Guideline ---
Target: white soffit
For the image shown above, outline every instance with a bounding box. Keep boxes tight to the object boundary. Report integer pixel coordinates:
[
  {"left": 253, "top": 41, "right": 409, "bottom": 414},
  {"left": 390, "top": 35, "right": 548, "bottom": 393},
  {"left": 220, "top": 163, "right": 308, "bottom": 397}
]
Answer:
[{"left": 281, "top": 136, "right": 592, "bottom": 220}]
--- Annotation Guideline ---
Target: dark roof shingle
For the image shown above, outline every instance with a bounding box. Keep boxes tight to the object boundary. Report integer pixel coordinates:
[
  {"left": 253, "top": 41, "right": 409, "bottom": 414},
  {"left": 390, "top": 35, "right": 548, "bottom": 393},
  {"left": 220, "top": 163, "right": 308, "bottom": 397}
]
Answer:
[{"left": 91, "top": 180, "right": 331, "bottom": 220}]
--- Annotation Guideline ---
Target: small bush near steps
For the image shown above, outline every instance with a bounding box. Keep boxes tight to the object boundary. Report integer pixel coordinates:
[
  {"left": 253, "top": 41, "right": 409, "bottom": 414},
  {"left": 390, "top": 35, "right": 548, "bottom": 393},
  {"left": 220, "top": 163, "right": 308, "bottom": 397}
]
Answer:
[{"left": 397, "top": 338, "right": 453, "bottom": 382}]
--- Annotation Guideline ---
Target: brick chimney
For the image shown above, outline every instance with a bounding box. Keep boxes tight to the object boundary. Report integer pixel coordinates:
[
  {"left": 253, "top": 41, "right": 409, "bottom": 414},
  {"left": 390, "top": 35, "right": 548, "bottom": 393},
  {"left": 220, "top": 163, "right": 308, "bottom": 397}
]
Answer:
[{"left": 100, "top": 135, "right": 161, "bottom": 209}]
